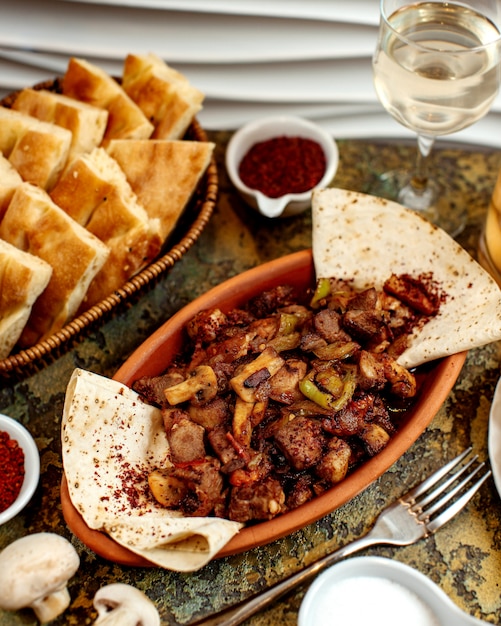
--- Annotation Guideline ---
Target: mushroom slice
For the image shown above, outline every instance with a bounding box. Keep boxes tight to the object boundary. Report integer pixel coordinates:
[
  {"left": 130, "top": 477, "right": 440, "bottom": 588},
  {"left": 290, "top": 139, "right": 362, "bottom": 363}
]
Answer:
[
  {"left": 0, "top": 532, "right": 80, "bottom": 622},
  {"left": 93, "top": 583, "right": 160, "bottom": 625}
]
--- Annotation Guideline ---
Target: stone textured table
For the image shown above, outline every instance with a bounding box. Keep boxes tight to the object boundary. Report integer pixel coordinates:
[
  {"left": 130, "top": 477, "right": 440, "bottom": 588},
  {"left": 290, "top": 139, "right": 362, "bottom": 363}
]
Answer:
[{"left": 1, "top": 133, "right": 501, "bottom": 625}]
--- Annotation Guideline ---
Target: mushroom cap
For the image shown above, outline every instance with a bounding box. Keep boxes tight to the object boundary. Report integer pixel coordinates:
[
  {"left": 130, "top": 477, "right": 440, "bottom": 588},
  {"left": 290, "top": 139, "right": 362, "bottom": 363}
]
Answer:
[
  {"left": 94, "top": 583, "right": 160, "bottom": 626},
  {"left": 0, "top": 532, "right": 80, "bottom": 611}
]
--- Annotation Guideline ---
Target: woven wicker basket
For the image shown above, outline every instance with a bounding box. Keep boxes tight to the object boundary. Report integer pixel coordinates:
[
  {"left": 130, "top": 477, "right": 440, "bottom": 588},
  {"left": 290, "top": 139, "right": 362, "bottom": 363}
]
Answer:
[{"left": 0, "top": 81, "right": 218, "bottom": 377}]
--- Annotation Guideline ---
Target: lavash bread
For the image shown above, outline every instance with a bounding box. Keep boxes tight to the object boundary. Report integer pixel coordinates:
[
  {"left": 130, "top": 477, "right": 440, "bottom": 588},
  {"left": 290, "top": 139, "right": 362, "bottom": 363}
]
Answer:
[
  {"left": 62, "top": 57, "right": 154, "bottom": 144},
  {"left": 0, "top": 107, "right": 72, "bottom": 190},
  {"left": 0, "top": 183, "right": 110, "bottom": 346},
  {"left": 12, "top": 88, "right": 109, "bottom": 160},
  {"left": 122, "top": 53, "right": 204, "bottom": 140},
  {"left": 0, "top": 154, "right": 22, "bottom": 220},
  {"left": 0, "top": 239, "right": 53, "bottom": 359},
  {"left": 107, "top": 138, "right": 214, "bottom": 241},
  {"left": 50, "top": 147, "right": 163, "bottom": 309}
]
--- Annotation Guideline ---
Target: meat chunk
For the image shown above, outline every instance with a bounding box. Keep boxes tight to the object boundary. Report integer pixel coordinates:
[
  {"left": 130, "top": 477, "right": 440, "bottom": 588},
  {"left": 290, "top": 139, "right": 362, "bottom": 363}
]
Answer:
[
  {"left": 268, "top": 359, "right": 308, "bottom": 404},
  {"left": 132, "top": 371, "right": 184, "bottom": 406},
  {"left": 228, "top": 476, "right": 285, "bottom": 522},
  {"left": 314, "top": 308, "right": 351, "bottom": 344},
  {"left": 148, "top": 457, "right": 224, "bottom": 517},
  {"left": 188, "top": 396, "right": 231, "bottom": 430},
  {"left": 163, "top": 409, "right": 206, "bottom": 463},
  {"left": 274, "top": 416, "right": 326, "bottom": 471},
  {"left": 316, "top": 437, "right": 351, "bottom": 484}
]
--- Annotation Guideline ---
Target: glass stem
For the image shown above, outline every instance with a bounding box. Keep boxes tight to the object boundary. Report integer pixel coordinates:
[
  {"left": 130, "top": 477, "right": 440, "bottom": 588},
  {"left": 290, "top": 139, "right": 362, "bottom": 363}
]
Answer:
[{"left": 411, "top": 134, "right": 435, "bottom": 192}]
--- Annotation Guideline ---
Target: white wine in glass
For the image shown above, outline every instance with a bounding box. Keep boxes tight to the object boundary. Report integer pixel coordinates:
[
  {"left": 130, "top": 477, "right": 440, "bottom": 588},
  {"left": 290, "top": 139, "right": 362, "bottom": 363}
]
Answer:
[{"left": 373, "top": 0, "right": 501, "bottom": 236}]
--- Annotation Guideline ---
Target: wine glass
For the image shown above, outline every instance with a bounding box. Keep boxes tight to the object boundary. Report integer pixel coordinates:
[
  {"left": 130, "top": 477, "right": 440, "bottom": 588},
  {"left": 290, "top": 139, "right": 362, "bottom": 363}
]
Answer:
[{"left": 372, "top": 0, "right": 501, "bottom": 237}]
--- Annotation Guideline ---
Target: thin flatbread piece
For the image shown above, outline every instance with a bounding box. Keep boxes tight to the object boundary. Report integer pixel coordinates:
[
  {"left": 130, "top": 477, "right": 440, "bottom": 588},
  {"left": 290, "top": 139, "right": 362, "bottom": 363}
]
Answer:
[
  {"left": 62, "top": 368, "right": 242, "bottom": 572},
  {"left": 312, "top": 188, "right": 501, "bottom": 368}
]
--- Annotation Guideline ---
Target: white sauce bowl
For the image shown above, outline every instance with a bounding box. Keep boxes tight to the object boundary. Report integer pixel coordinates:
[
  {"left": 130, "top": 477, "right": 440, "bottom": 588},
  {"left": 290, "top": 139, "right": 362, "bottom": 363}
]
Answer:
[
  {"left": 0, "top": 413, "right": 40, "bottom": 525},
  {"left": 298, "top": 556, "right": 487, "bottom": 626},
  {"left": 225, "top": 115, "right": 339, "bottom": 218}
]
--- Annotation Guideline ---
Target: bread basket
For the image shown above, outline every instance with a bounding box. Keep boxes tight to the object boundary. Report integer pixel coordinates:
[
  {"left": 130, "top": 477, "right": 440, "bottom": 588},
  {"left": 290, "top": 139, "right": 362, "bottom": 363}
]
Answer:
[{"left": 0, "top": 79, "right": 218, "bottom": 378}]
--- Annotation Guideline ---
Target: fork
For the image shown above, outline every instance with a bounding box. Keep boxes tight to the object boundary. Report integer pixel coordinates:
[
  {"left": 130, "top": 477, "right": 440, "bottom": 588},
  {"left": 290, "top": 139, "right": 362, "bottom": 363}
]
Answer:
[{"left": 186, "top": 447, "right": 491, "bottom": 626}]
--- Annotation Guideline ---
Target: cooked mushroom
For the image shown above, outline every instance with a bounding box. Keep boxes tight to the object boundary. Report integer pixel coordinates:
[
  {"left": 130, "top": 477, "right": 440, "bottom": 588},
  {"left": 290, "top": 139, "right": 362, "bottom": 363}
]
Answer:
[
  {"left": 93, "top": 583, "right": 160, "bottom": 625},
  {"left": 0, "top": 532, "right": 80, "bottom": 622}
]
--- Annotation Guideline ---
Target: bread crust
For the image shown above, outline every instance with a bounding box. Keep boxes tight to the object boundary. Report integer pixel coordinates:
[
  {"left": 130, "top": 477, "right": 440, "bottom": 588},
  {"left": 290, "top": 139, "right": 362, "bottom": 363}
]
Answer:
[
  {"left": 0, "top": 183, "right": 110, "bottom": 344},
  {"left": 62, "top": 57, "right": 154, "bottom": 143},
  {"left": 122, "top": 53, "right": 204, "bottom": 140},
  {"left": 0, "top": 239, "right": 52, "bottom": 358},
  {"left": 107, "top": 139, "right": 214, "bottom": 241},
  {"left": 12, "top": 88, "right": 109, "bottom": 159},
  {"left": 51, "top": 148, "right": 163, "bottom": 309}
]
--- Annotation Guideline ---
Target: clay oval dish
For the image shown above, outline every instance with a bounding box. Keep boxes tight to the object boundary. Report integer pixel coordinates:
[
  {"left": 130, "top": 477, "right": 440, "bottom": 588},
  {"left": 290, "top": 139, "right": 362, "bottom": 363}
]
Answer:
[{"left": 60, "top": 249, "right": 467, "bottom": 566}]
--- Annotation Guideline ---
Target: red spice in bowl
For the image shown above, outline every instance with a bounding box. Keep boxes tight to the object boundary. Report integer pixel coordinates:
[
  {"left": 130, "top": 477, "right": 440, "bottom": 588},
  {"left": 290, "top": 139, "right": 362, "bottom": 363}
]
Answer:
[
  {"left": 0, "top": 430, "right": 25, "bottom": 512},
  {"left": 238, "top": 136, "right": 327, "bottom": 198},
  {"left": 0, "top": 414, "right": 39, "bottom": 525}
]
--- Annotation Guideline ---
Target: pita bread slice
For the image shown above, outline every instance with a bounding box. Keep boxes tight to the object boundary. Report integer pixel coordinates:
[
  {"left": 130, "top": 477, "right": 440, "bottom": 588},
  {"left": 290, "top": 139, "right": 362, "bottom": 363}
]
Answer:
[
  {"left": 122, "top": 53, "right": 204, "bottom": 140},
  {"left": 311, "top": 188, "right": 501, "bottom": 368},
  {"left": 0, "top": 154, "right": 22, "bottom": 220},
  {"left": 62, "top": 368, "right": 242, "bottom": 571},
  {"left": 50, "top": 147, "right": 163, "bottom": 309},
  {"left": 0, "top": 107, "right": 72, "bottom": 190},
  {"left": 107, "top": 139, "right": 214, "bottom": 241},
  {"left": 0, "top": 239, "right": 52, "bottom": 359},
  {"left": 62, "top": 57, "right": 154, "bottom": 144},
  {"left": 12, "top": 88, "right": 109, "bottom": 160},
  {"left": 0, "top": 183, "right": 110, "bottom": 345}
]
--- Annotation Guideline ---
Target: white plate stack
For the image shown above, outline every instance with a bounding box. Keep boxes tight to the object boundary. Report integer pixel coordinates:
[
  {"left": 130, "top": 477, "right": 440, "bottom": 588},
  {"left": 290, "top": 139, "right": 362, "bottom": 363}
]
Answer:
[{"left": 1, "top": 0, "right": 500, "bottom": 147}]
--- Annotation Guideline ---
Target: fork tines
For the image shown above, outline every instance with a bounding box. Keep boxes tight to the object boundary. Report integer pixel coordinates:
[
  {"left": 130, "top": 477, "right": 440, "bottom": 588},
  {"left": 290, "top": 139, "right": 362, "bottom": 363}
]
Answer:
[{"left": 403, "top": 447, "right": 492, "bottom": 533}]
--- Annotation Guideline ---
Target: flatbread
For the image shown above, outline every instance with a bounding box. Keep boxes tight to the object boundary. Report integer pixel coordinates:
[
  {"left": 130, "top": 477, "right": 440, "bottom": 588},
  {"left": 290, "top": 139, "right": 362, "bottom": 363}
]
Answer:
[
  {"left": 0, "top": 153, "right": 22, "bottom": 220},
  {"left": 50, "top": 147, "right": 163, "bottom": 309},
  {"left": 0, "top": 239, "right": 52, "bottom": 359},
  {"left": 107, "top": 138, "right": 214, "bottom": 241},
  {"left": 12, "top": 88, "right": 109, "bottom": 160},
  {"left": 0, "top": 106, "right": 72, "bottom": 190},
  {"left": 61, "top": 368, "right": 242, "bottom": 572},
  {"left": 0, "top": 183, "right": 110, "bottom": 345},
  {"left": 312, "top": 188, "right": 501, "bottom": 368},
  {"left": 62, "top": 57, "right": 154, "bottom": 144},
  {"left": 122, "top": 53, "right": 204, "bottom": 140}
]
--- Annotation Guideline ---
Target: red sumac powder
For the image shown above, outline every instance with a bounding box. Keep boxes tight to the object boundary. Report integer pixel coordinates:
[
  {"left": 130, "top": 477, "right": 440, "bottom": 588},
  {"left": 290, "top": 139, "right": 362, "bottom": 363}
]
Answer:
[
  {"left": 0, "top": 430, "right": 25, "bottom": 512},
  {"left": 238, "top": 135, "right": 326, "bottom": 198}
]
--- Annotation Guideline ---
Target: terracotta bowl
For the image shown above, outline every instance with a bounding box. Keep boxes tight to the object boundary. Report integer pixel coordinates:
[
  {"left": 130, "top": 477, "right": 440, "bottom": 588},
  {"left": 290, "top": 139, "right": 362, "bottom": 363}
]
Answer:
[{"left": 61, "top": 249, "right": 466, "bottom": 566}]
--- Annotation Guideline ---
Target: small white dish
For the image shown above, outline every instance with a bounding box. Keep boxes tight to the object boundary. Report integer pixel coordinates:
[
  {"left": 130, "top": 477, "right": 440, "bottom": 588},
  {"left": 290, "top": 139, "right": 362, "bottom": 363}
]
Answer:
[
  {"left": 488, "top": 376, "right": 501, "bottom": 498},
  {"left": 299, "top": 556, "right": 487, "bottom": 626},
  {"left": 225, "top": 115, "right": 339, "bottom": 218},
  {"left": 0, "top": 413, "right": 40, "bottom": 525}
]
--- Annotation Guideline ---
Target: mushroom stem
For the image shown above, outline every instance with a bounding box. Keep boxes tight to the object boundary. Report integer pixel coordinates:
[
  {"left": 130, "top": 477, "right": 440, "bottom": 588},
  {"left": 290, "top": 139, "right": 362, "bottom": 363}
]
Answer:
[{"left": 31, "top": 586, "right": 71, "bottom": 623}]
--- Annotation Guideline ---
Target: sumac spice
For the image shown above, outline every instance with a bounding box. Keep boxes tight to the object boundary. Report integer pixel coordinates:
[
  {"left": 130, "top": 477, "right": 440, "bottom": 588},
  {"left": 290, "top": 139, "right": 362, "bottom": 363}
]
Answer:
[
  {"left": 0, "top": 430, "right": 25, "bottom": 512},
  {"left": 238, "top": 135, "right": 326, "bottom": 198}
]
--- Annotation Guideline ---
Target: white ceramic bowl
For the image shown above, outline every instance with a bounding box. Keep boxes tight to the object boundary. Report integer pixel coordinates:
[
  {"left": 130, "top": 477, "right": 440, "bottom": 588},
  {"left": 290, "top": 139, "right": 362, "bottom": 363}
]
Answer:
[
  {"left": 298, "top": 556, "right": 485, "bottom": 626},
  {"left": 225, "top": 115, "right": 339, "bottom": 218},
  {"left": 0, "top": 413, "right": 40, "bottom": 525}
]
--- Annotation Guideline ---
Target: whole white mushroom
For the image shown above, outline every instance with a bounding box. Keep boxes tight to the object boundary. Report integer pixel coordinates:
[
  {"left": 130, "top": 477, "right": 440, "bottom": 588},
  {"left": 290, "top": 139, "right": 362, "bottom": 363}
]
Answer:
[
  {"left": 0, "top": 532, "right": 80, "bottom": 622},
  {"left": 93, "top": 583, "right": 160, "bottom": 626}
]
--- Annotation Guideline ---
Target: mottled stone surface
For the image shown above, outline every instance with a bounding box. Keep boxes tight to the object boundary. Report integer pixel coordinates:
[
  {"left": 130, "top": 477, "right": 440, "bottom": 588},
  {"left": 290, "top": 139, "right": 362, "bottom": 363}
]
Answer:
[{"left": 1, "top": 133, "right": 501, "bottom": 625}]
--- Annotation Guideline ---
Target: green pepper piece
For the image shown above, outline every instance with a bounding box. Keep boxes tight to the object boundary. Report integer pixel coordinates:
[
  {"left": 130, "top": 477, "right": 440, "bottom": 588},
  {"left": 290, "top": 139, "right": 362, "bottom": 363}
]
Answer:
[
  {"left": 310, "top": 277, "right": 331, "bottom": 308},
  {"left": 313, "top": 341, "right": 360, "bottom": 361}
]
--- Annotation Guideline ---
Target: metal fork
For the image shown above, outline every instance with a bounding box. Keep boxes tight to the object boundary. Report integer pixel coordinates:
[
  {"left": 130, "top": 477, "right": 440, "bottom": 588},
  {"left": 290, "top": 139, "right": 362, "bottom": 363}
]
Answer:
[{"left": 186, "top": 447, "right": 491, "bottom": 626}]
